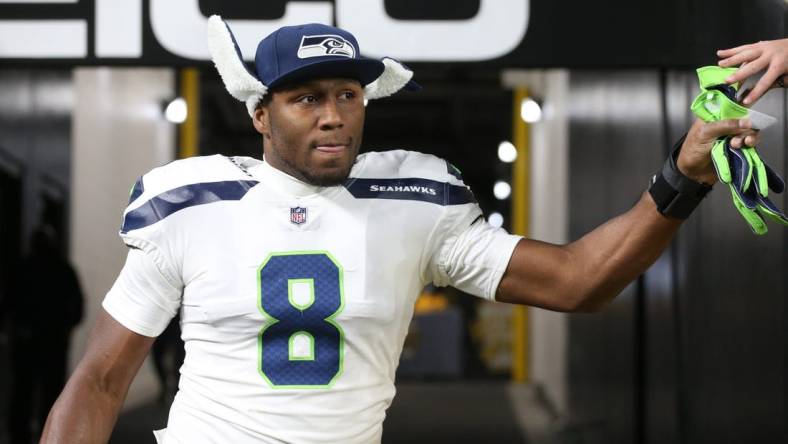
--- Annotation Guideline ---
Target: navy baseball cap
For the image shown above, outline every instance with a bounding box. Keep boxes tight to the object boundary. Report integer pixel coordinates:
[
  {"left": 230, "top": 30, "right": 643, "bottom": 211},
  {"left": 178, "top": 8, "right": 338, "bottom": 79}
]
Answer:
[
  {"left": 207, "top": 15, "right": 419, "bottom": 117},
  {"left": 254, "top": 23, "right": 385, "bottom": 89}
]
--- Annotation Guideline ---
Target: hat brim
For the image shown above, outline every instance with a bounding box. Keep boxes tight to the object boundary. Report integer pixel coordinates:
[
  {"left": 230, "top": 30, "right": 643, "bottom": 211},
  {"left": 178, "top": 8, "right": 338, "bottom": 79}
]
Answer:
[{"left": 266, "top": 58, "right": 385, "bottom": 90}]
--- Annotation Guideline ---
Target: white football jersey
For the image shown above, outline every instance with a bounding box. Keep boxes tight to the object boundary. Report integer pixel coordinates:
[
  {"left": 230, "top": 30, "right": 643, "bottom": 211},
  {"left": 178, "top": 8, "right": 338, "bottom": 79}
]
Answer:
[{"left": 103, "top": 150, "right": 521, "bottom": 443}]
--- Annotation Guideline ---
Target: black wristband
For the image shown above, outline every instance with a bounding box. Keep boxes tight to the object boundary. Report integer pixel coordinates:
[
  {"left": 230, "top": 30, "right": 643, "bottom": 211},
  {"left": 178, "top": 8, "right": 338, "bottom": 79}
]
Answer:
[{"left": 648, "top": 135, "right": 713, "bottom": 219}]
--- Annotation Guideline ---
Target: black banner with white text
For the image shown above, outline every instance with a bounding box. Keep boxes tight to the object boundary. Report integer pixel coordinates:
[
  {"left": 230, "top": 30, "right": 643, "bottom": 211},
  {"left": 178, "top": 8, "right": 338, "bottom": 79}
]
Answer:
[{"left": 0, "top": 0, "right": 783, "bottom": 67}]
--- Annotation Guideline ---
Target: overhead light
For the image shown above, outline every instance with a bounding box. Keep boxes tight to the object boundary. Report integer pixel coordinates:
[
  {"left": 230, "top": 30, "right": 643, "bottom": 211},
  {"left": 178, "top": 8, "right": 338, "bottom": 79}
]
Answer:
[
  {"left": 165, "top": 97, "right": 187, "bottom": 124},
  {"left": 520, "top": 97, "right": 542, "bottom": 123},
  {"left": 488, "top": 212, "right": 504, "bottom": 228},
  {"left": 498, "top": 141, "right": 518, "bottom": 163},
  {"left": 493, "top": 181, "right": 511, "bottom": 200}
]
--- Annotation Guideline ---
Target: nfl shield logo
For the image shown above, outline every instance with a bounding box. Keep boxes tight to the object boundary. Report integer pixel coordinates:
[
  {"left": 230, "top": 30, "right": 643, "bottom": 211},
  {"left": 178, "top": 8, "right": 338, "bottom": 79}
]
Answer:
[{"left": 290, "top": 207, "right": 307, "bottom": 225}]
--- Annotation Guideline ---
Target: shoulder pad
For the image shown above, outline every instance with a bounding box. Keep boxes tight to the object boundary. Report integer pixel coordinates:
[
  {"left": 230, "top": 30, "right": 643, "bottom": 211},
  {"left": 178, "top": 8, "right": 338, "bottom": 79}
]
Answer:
[
  {"left": 345, "top": 150, "right": 475, "bottom": 206},
  {"left": 353, "top": 150, "right": 467, "bottom": 185},
  {"left": 121, "top": 155, "right": 258, "bottom": 234}
]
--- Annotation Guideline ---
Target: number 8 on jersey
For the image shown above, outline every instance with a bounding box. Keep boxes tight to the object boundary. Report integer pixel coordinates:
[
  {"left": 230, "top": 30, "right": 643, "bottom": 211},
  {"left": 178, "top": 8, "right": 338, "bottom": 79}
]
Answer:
[{"left": 257, "top": 252, "right": 345, "bottom": 388}]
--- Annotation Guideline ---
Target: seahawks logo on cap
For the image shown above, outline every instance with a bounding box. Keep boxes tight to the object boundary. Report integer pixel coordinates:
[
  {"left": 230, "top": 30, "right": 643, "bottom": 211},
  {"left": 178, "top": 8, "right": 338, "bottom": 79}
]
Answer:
[{"left": 297, "top": 35, "right": 356, "bottom": 59}]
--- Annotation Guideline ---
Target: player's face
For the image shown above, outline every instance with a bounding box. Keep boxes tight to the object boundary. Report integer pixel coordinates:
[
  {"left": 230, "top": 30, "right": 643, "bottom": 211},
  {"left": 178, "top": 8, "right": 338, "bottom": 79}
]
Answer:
[{"left": 253, "top": 78, "right": 365, "bottom": 186}]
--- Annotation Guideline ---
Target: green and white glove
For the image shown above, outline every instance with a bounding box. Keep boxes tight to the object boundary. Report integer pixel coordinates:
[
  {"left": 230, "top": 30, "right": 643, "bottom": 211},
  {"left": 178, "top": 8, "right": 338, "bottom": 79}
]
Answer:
[
  {"left": 710, "top": 138, "right": 788, "bottom": 234},
  {"left": 691, "top": 66, "right": 788, "bottom": 234}
]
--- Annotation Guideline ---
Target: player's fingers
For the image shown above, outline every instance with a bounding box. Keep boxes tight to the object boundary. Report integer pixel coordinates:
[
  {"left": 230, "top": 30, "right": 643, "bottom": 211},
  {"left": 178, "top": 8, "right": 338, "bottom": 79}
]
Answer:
[
  {"left": 717, "top": 43, "right": 755, "bottom": 57},
  {"left": 729, "top": 130, "right": 760, "bottom": 149},
  {"left": 698, "top": 118, "right": 752, "bottom": 141},
  {"left": 741, "top": 64, "right": 784, "bottom": 105},
  {"left": 744, "top": 132, "right": 760, "bottom": 147}
]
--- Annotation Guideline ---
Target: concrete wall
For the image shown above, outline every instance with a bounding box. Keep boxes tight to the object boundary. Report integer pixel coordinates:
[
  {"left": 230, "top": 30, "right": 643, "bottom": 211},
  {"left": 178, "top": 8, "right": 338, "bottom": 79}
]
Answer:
[{"left": 70, "top": 67, "right": 175, "bottom": 408}]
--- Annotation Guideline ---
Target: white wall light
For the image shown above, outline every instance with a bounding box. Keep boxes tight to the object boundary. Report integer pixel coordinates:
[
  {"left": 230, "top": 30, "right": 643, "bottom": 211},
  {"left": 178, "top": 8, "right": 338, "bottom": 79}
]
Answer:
[
  {"left": 493, "top": 181, "right": 512, "bottom": 200},
  {"left": 498, "top": 141, "right": 518, "bottom": 163},
  {"left": 520, "top": 97, "right": 542, "bottom": 123},
  {"left": 165, "top": 97, "right": 187, "bottom": 124},
  {"left": 488, "top": 212, "right": 504, "bottom": 228}
]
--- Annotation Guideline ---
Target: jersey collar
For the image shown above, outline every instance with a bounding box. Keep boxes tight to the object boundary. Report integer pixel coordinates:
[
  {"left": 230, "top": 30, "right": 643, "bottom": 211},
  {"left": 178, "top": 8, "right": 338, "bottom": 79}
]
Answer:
[{"left": 248, "top": 159, "right": 327, "bottom": 198}]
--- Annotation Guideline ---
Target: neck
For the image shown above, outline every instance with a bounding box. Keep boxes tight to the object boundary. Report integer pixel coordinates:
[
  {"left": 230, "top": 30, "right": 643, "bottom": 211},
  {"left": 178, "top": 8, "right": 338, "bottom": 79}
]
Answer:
[{"left": 262, "top": 149, "right": 311, "bottom": 184}]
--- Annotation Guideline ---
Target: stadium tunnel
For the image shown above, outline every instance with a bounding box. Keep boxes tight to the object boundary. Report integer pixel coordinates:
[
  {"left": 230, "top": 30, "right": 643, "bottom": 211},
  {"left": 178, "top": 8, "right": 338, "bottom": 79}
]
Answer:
[{"left": 0, "top": 1, "right": 786, "bottom": 443}]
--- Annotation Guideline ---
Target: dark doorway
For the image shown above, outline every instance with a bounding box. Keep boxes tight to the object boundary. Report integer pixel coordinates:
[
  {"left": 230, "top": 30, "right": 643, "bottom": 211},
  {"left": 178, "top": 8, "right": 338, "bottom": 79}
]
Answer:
[
  {"left": 0, "top": 151, "right": 23, "bottom": 444},
  {"left": 0, "top": 153, "right": 23, "bottom": 302}
]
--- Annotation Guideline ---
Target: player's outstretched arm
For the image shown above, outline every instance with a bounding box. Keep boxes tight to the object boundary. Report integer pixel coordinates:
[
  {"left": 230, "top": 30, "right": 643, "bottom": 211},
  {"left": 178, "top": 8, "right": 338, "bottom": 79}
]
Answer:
[
  {"left": 40, "top": 309, "right": 155, "bottom": 444},
  {"left": 718, "top": 38, "right": 788, "bottom": 105},
  {"left": 496, "top": 118, "right": 759, "bottom": 312},
  {"left": 496, "top": 193, "right": 681, "bottom": 312}
]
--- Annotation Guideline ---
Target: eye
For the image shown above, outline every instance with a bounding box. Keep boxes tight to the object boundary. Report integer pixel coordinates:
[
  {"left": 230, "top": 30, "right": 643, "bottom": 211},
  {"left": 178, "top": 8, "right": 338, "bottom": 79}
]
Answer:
[
  {"left": 340, "top": 90, "right": 357, "bottom": 100},
  {"left": 297, "top": 94, "right": 318, "bottom": 104}
]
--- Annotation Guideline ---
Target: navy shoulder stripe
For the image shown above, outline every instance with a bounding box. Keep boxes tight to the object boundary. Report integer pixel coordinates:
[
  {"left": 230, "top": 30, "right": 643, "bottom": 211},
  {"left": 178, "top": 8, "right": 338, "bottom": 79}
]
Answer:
[
  {"left": 121, "top": 180, "right": 258, "bottom": 233},
  {"left": 343, "top": 178, "right": 475, "bottom": 206}
]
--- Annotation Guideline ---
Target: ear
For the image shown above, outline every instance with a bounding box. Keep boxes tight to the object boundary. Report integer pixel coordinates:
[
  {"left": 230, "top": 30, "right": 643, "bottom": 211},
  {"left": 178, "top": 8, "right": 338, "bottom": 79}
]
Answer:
[{"left": 252, "top": 105, "right": 270, "bottom": 137}]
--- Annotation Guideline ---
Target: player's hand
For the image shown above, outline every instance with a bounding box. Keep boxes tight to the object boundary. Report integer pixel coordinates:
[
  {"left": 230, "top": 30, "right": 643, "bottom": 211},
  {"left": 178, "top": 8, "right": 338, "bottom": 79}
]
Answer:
[
  {"left": 676, "top": 118, "right": 761, "bottom": 185},
  {"left": 717, "top": 38, "right": 788, "bottom": 105}
]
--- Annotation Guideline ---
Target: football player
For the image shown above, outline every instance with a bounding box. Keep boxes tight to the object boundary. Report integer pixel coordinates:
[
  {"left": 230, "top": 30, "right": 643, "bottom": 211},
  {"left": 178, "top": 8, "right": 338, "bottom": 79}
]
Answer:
[{"left": 41, "top": 17, "right": 761, "bottom": 444}]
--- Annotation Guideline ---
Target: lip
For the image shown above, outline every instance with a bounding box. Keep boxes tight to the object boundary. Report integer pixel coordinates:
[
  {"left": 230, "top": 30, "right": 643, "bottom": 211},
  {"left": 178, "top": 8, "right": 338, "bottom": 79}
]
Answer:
[{"left": 314, "top": 142, "right": 349, "bottom": 154}]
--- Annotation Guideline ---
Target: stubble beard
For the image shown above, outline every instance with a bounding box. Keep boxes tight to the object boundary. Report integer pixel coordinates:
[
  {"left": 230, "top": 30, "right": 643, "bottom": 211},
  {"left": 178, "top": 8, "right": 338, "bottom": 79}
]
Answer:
[
  {"left": 291, "top": 156, "right": 354, "bottom": 187},
  {"left": 268, "top": 139, "right": 356, "bottom": 187}
]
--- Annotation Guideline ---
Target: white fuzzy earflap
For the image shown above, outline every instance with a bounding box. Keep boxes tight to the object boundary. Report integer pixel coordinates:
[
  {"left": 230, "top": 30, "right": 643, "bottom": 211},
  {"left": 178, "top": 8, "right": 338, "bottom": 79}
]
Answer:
[
  {"left": 206, "top": 15, "right": 268, "bottom": 117},
  {"left": 245, "top": 96, "right": 263, "bottom": 119},
  {"left": 364, "top": 58, "right": 414, "bottom": 100}
]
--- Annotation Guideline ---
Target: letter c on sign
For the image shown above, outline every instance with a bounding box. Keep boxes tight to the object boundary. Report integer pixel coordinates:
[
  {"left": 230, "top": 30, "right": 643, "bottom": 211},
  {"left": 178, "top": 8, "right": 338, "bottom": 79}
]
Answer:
[{"left": 335, "top": 0, "right": 529, "bottom": 61}]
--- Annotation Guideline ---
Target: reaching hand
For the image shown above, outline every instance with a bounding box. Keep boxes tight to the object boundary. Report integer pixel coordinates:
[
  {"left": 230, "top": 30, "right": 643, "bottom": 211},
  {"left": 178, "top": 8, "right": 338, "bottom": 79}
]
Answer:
[
  {"left": 677, "top": 118, "right": 760, "bottom": 185},
  {"left": 717, "top": 39, "right": 788, "bottom": 105}
]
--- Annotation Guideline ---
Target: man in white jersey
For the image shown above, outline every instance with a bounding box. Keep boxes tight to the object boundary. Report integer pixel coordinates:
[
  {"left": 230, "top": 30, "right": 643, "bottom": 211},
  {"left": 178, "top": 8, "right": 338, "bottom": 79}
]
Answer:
[{"left": 42, "top": 16, "right": 761, "bottom": 444}]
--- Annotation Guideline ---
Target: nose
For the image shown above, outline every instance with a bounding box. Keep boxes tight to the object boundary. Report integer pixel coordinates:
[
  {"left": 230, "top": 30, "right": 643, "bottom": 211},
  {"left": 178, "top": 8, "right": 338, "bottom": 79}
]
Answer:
[{"left": 318, "top": 98, "right": 343, "bottom": 130}]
